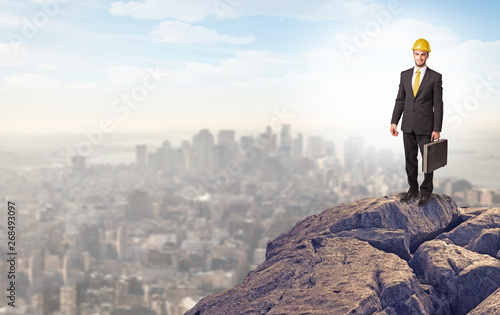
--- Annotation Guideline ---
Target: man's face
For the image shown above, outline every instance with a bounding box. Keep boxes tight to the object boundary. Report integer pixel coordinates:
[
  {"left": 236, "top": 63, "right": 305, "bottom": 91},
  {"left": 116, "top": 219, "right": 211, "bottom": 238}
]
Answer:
[{"left": 413, "top": 49, "right": 429, "bottom": 67}]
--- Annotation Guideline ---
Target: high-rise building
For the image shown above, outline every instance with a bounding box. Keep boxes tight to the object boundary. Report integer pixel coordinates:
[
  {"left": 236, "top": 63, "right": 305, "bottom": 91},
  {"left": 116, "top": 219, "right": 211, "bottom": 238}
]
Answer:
[
  {"left": 325, "top": 141, "right": 336, "bottom": 157},
  {"left": 240, "top": 135, "right": 254, "bottom": 150},
  {"left": 344, "top": 137, "right": 365, "bottom": 171},
  {"left": 279, "top": 124, "right": 291, "bottom": 156},
  {"left": 306, "top": 136, "right": 324, "bottom": 160},
  {"left": 259, "top": 126, "right": 277, "bottom": 157},
  {"left": 180, "top": 140, "right": 192, "bottom": 171},
  {"left": 292, "top": 133, "right": 303, "bottom": 160},
  {"left": 192, "top": 129, "right": 214, "bottom": 170},
  {"left": 59, "top": 285, "right": 77, "bottom": 315},
  {"left": 217, "top": 130, "right": 236, "bottom": 167},
  {"left": 117, "top": 224, "right": 128, "bottom": 261},
  {"left": 78, "top": 223, "right": 100, "bottom": 259},
  {"left": 218, "top": 130, "right": 235, "bottom": 146},
  {"left": 213, "top": 144, "right": 228, "bottom": 170},
  {"left": 163, "top": 140, "right": 176, "bottom": 171},
  {"left": 125, "top": 190, "right": 154, "bottom": 221}
]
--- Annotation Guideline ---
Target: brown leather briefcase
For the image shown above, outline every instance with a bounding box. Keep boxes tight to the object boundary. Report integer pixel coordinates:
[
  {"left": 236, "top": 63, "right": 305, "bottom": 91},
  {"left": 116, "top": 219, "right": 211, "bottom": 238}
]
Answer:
[{"left": 423, "top": 139, "right": 448, "bottom": 174}]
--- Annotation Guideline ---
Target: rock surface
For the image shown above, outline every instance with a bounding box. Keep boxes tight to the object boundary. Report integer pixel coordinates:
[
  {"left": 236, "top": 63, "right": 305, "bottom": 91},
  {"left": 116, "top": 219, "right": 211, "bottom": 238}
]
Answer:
[
  {"left": 187, "top": 194, "right": 500, "bottom": 315},
  {"left": 468, "top": 287, "right": 500, "bottom": 314},
  {"left": 437, "top": 207, "right": 500, "bottom": 247},
  {"left": 410, "top": 239, "right": 500, "bottom": 315},
  {"left": 187, "top": 237, "right": 432, "bottom": 315},
  {"left": 266, "top": 193, "right": 459, "bottom": 261}
]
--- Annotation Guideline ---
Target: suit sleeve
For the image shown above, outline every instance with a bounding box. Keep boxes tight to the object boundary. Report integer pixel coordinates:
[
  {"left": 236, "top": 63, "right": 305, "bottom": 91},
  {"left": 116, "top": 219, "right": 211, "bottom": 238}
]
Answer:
[
  {"left": 433, "top": 74, "right": 443, "bottom": 132},
  {"left": 391, "top": 72, "right": 405, "bottom": 125}
]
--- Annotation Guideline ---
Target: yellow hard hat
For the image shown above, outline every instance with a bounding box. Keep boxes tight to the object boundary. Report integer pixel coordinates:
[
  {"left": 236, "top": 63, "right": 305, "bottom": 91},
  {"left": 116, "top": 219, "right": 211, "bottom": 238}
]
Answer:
[{"left": 412, "top": 38, "right": 431, "bottom": 53}]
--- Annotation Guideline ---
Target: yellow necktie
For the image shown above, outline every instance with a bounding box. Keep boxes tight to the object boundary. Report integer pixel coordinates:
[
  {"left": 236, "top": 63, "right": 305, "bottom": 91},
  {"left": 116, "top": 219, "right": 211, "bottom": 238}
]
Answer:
[{"left": 413, "top": 70, "right": 420, "bottom": 97}]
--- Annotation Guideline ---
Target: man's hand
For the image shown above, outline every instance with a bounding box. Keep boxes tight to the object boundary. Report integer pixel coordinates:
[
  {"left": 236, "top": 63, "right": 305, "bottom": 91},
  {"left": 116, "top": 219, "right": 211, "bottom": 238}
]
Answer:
[
  {"left": 431, "top": 131, "right": 440, "bottom": 141},
  {"left": 390, "top": 124, "right": 399, "bottom": 137}
]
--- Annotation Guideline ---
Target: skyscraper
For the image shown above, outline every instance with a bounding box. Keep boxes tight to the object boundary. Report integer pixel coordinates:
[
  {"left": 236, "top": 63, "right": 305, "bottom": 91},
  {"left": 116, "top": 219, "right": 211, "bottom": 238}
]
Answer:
[
  {"left": 125, "top": 190, "right": 154, "bottom": 221},
  {"left": 192, "top": 129, "right": 214, "bottom": 170},
  {"left": 344, "top": 137, "right": 365, "bottom": 171},
  {"left": 279, "top": 124, "right": 291, "bottom": 157},
  {"left": 306, "top": 136, "right": 324, "bottom": 160},
  {"left": 59, "top": 285, "right": 77, "bottom": 315},
  {"left": 217, "top": 130, "right": 235, "bottom": 147},
  {"left": 292, "top": 133, "right": 303, "bottom": 160},
  {"left": 217, "top": 130, "right": 236, "bottom": 167}
]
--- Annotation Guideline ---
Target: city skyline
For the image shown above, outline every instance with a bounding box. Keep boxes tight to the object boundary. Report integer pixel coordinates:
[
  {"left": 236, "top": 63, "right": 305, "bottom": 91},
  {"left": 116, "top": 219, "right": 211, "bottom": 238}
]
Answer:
[{"left": 1, "top": 121, "right": 500, "bottom": 190}]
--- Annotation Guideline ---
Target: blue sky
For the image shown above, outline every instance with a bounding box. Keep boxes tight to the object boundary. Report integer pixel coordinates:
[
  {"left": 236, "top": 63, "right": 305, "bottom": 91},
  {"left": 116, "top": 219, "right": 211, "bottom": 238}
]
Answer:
[{"left": 1, "top": 0, "right": 499, "bottom": 145}]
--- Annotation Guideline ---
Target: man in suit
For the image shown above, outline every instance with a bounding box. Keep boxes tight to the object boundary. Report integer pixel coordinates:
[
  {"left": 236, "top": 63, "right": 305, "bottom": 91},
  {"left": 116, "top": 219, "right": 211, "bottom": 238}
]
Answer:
[{"left": 390, "top": 38, "right": 443, "bottom": 207}]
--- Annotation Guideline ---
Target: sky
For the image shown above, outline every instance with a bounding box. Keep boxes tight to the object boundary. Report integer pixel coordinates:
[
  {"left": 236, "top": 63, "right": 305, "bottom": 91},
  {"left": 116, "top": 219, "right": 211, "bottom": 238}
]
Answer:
[{"left": 1, "top": 0, "right": 500, "bottom": 147}]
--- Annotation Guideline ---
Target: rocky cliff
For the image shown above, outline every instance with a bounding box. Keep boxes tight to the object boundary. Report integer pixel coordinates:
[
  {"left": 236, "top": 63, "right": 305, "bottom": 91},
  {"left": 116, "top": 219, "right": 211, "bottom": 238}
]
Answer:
[{"left": 186, "top": 193, "right": 500, "bottom": 315}]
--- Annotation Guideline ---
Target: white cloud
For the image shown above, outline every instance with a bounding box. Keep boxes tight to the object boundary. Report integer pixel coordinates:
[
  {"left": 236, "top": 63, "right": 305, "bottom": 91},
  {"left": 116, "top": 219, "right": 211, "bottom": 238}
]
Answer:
[
  {"left": 110, "top": 0, "right": 213, "bottom": 22},
  {"left": 110, "top": 0, "right": 384, "bottom": 22},
  {"left": 0, "top": 12, "right": 20, "bottom": 28},
  {"left": 3, "top": 73, "right": 62, "bottom": 90},
  {"left": 0, "top": 42, "right": 28, "bottom": 66},
  {"left": 105, "top": 66, "right": 152, "bottom": 87},
  {"left": 150, "top": 20, "right": 254, "bottom": 44},
  {"left": 162, "top": 50, "right": 288, "bottom": 86},
  {"left": 67, "top": 82, "right": 102, "bottom": 90},
  {"left": 36, "top": 63, "right": 61, "bottom": 70}
]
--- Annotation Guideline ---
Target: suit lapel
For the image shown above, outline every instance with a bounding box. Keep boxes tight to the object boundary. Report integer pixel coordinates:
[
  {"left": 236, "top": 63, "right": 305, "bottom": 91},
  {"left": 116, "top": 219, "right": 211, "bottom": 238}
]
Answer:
[
  {"left": 415, "top": 68, "right": 432, "bottom": 98},
  {"left": 404, "top": 69, "right": 413, "bottom": 97}
]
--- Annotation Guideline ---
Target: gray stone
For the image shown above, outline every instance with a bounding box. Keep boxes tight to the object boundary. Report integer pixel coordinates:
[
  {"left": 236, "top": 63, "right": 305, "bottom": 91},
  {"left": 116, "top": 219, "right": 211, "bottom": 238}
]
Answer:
[
  {"left": 266, "top": 193, "right": 459, "bottom": 261},
  {"left": 468, "top": 287, "right": 500, "bottom": 314},
  {"left": 410, "top": 239, "right": 500, "bottom": 315},
  {"left": 332, "top": 228, "right": 411, "bottom": 260},
  {"left": 466, "top": 228, "right": 500, "bottom": 258},
  {"left": 186, "top": 238, "right": 433, "bottom": 315},
  {"left": 438, "top": 207, "right": 500, "bottom": 247},
  {"left": 458, "top": 206, "right": 489, "bottom": 221}
]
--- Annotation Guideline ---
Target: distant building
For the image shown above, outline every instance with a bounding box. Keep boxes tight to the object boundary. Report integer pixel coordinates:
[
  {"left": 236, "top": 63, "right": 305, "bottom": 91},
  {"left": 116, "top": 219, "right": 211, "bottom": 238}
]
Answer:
[
  {"left": 306, "top": 136, "right": 324, "bottom": 160},
  {"left": 125, "top": 190, "right": 154, "bottom": 221},
  {"left": 260, "top": 126, "right": 277, "bottom": 157},
  {"left": 213, "top": 144, "right": 229, "bottom": 170},
  {"left": 78, "top": 223, "right": 101, "bottom": 259},
  {"left": 70, "top": 155, "right": 85, "bottom": 170},
  {"left": 192, "top": 129, "right": 214, "bottom": 170},
  {"left": 59, "top": 285, "right": 77, "bottom": 315},
  {"left": 344, "top": 136, "right": 364, "bottom": 171},
  {"left": 325, "top": 141, "right": 335, "bottom": 157},
  {"left": 279, "top": 124, "right": 291, "bottom": 157},
  {"left": 292, "top": 133, "right": 303, "bottom": 160},
  {"left": 218, "top": 130, "right": 235, "bottom": 147},
  {"left": 116, "top": 224, "right": 128, "bottom": 261}
]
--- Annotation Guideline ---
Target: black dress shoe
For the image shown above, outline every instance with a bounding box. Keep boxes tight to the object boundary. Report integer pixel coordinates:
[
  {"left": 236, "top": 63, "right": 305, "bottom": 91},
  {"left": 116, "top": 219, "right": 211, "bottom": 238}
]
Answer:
[
  {"left": 400, "top": 191, "right": 418, "bottom": 202},
  {"left": 418, "top": 195, "right": 431, "bottom": 207}
]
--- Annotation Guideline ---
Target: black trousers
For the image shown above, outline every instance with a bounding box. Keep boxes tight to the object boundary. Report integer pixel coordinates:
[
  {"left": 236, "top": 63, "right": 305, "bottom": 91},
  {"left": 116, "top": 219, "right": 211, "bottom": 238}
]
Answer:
[{"left": 403, "top": 131, "right": 433, "bottom": 196}]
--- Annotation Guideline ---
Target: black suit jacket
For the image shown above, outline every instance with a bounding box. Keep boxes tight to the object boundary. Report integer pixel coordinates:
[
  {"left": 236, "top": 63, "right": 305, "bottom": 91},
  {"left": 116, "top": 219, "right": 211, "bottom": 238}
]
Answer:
[{"left": 391, "top": 67, "right": 443, "bottom": 135}]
